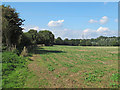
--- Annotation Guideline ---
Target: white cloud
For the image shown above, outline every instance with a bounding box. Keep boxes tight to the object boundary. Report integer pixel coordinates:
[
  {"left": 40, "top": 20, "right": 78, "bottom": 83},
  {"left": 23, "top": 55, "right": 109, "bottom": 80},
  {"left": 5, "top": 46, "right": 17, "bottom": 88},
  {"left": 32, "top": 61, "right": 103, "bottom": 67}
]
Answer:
[
  {"left": 59, "top": 27, "right": 115, "bottom": 39},
  {"left": 99, "top": 16, "right": 108, "bottom": 24},
  {"left": 88, "top": 16, "right": 108, "bottom": 24},
  {"left": 22, "top": 26, "right": 42, "bottom": 32},
  {"left": 88, "top": 19, "right": 98, "bottom": 23},
  {"left": 115, "top": 19, "right": 118, "bottom": 22},
  {"left": 82, "top": 28, "right": 97, "bottom": 39},
  {"left": 50, "top": 28, "right": 83, "bottom": 39},
  {"left": 29, "top": 26, "right": 39, "bottom": 30},
  {"left": 38, "top": 28, "right": 49, "bottom": 31},
  {"left": 50, "top": 26, "right": 117, "bottom": 39},
  {"left": 82, "top": 27, "right": 117, "bottom": 39},
  {"left": 48, "top": 20, "right": 64, "bottom": 27},
  {"left": 96, "top": 27, "right": 109, "bottom": 32}
]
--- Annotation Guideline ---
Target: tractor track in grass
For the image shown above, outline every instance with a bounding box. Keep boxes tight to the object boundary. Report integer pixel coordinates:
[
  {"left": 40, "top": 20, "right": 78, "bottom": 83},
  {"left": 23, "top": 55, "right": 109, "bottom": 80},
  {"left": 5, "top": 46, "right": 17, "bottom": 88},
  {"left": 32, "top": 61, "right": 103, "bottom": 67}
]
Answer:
[
  {"left": 27, "top": 53, "right": 85, "bottom": 87},
  {"left": 25, "top": 45, "right": 118, "bottom": 88},
  {"left": 27, "top": 54, "right": 78, "bottom": 88},
  {"left": 28, "top": 54, "right": 65, "bottom": 88}
]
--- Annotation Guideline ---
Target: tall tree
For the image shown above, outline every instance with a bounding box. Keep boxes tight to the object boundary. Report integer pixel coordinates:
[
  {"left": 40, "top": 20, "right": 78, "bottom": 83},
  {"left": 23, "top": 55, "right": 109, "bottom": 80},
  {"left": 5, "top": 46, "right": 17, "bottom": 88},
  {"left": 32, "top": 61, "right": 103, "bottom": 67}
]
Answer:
[
  {"left": 38, "top": 30, "right": 54, "bottom": 46},
  {"left": 2, "top": 5, "right": 24, "bottom": 48},
  {"left": 27, "top": 29, "right": 38, "bottom": 45}
]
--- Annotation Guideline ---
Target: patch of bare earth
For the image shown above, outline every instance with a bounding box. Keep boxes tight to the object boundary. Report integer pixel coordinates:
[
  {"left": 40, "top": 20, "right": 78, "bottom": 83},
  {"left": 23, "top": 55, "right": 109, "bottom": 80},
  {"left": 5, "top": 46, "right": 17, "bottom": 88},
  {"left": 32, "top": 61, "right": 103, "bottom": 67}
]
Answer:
[
  {"left": 93, "top": 60, "right": 108, "bottom": 64},
  {"left": 53, "top": 53, "right": 74, "bottom": 65},
  {"left": 110, "top": 51, "right": 118, "bottom": 54},
  {"left": 93, "top": 59, "right": 117, "bottom": 65}
]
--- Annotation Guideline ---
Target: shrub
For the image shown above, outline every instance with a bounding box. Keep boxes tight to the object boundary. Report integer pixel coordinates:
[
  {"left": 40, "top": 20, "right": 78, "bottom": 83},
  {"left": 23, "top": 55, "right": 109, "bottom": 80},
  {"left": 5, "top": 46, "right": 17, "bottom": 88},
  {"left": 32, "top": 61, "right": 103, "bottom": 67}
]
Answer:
[{"left": 12, "top": 49, "right": 20, "bottom": 55}]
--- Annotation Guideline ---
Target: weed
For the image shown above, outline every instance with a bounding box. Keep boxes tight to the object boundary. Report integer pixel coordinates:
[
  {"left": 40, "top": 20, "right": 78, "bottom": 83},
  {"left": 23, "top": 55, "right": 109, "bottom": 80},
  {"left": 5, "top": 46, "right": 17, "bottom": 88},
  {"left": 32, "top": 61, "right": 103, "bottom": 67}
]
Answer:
[
  {"left": 71, "top": 67, "right": 80, "bottom": 73},
  {"left": 47, "top": 64, "right": 55, "bottom": 71},
  {"left": 84, "top": 70, "right": 104, "bottom": 82}
]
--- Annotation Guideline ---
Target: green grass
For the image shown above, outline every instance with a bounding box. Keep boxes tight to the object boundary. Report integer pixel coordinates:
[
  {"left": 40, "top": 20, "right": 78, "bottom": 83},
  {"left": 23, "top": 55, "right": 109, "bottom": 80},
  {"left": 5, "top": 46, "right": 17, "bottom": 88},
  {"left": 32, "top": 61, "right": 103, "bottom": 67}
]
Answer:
[
  {"left": 2, "top": 51, "right": 30, "bottom": 88},
  {"left": 23, "top": 45, "right": 118, "bottom": 88},
  {"left": 3, "top": 45, "right": 118, "bottom": 88}
]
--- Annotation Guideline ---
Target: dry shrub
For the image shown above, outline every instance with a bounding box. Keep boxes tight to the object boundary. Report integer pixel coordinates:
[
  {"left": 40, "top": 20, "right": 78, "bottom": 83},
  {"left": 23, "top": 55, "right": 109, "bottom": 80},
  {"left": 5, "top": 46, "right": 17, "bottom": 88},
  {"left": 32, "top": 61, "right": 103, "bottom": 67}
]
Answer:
[{"left": 20, "top": 46, "right": 28, "bottom": 57}]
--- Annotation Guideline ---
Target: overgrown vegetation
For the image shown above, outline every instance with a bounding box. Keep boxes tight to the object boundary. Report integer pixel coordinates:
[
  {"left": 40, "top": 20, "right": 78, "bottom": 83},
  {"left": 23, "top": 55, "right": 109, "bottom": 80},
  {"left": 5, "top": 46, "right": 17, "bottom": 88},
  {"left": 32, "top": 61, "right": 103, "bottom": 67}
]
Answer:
[{"left": 2, "top": 51, "right": 28, "bottom": 88}]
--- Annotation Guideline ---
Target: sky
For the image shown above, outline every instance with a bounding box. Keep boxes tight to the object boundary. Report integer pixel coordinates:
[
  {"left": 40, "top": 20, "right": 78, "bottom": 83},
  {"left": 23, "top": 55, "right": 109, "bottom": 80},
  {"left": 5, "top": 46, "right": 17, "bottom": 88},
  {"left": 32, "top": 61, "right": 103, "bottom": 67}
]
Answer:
[{"left": 2, "top": 2, "right": 118, "bottom": 39}]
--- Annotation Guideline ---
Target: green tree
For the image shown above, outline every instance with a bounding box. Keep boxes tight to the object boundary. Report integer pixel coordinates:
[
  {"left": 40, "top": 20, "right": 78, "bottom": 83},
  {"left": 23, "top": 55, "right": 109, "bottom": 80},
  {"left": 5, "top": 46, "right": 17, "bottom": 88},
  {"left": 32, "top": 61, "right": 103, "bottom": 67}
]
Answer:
[
  {"left": 55, "top": 37, "right": 63, "bottom": 45},
  {"left": 86, "top": 39, "right": 92, "bottom": 46},
  {"left": 19, "top": 33, "right": 32, "bottom": 47},
  {"left": 63, "top": 38, "right": 69, "bottom": 45},
  {"left": 38, "top": 30, "right": 54, "bottom": 46},
  {"left": 2, "top": 5, "right": 24, "bottom": 48},
  {"left": 27, "top": 29, "right": 38, "bottom": 45}
]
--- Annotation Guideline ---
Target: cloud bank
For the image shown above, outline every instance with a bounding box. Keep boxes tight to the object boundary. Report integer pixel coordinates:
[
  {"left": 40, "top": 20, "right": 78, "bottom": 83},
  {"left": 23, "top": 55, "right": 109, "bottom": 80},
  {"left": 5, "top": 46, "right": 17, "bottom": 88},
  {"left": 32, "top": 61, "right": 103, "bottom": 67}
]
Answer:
[{"left": 88, "top": 16, "right": 109, "bottom": 24}]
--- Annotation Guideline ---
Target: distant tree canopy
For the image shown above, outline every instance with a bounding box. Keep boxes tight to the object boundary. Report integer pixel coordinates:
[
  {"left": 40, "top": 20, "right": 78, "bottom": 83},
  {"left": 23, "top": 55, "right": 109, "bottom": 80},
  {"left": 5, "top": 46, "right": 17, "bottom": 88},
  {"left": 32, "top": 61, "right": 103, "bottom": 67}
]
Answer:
[
  {"left": 27, "top": 29, "right": 38, "bottom": 45},
  {"left": 2, "top": 5, "right": 24, "bottom": 47},
  {"left": 37, "top": 30, "right": 55, "bottom": 46},
  {"left": 54, "top": 37, "right": 63, "bottom": 45},
  {"left": 19, "top": 32, "right": 32, "bottom": 47},
  {"left": 54, "top": 36, "right": 120, "bottom": 46},
  {"left": 23, "top": 30, "right": 55, "bottom": 46}
]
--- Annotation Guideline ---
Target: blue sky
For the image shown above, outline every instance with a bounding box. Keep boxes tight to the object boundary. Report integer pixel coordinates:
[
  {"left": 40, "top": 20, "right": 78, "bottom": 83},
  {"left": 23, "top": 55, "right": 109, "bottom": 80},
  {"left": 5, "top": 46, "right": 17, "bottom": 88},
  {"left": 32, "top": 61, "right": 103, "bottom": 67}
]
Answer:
[{"left": 3, "top": 2, "right": 118, "bottom": 39}]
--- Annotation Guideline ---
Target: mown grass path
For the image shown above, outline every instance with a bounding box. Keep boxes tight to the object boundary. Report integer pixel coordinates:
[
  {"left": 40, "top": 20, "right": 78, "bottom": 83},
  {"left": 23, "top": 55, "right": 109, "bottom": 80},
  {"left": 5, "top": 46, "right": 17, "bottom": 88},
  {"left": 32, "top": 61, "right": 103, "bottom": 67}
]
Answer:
[{"left": 24, "top": 45, "right": 118, "bottom": 88}]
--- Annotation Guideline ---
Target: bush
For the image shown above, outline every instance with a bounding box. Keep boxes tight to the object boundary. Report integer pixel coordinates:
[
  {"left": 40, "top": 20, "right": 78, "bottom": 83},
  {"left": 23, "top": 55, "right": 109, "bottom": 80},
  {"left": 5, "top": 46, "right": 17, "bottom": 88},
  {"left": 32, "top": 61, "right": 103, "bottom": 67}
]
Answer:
[
  {"left": 12, "top": 49, "right": 20, "bottom": 55},
  {"left": 2, "top": 45, "right": 7, "bottom": 51}
]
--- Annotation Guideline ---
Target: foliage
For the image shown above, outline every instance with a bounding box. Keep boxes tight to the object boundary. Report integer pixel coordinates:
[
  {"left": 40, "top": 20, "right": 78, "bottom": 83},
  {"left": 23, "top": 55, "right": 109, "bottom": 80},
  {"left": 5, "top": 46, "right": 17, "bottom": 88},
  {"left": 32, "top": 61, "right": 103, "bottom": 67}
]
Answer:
[
  {"left": 111, "top": 73, "right": 119, "bottom": 82},
  {"left": 27, "top": 29, "right": 38, "bottom": 45},
  {"left": 2, "top": 51, "right": 28, "bottom": 88},
  {"left": 22, "top": 30, "right": 55, "bottom": 46},
  {"left": 54, "top": 37, "right": 64, "bottom": 45},
  {"left": 47, "top": 64, "right": 55, "bottom": 71},
  {"left": 54, "top": 36, "right": 119, "bottom": 46},
  {"left": 84, "top": 70, "right": 104, "bottom": 82},
  {"left": 19, "top": 33, "right": 32, "bottom": 47},
  {"left": 38, "top": 30, "right": 55, "bottom": 46},
  {"left": 110, "top": 73, "right": 120, "bottom": 88},
  {"left": 2, "top": 5, "right": 24, "bottom": 48},
  {"left": 12, "top": 48, "right": 20, "bottom": 55}
]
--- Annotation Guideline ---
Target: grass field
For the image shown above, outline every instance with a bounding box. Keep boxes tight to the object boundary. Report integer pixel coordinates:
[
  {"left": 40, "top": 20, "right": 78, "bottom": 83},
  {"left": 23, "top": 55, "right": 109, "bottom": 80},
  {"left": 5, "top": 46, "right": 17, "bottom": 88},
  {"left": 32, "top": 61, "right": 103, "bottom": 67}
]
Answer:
[{"left": 24, "top": 45, "right": 118, "bottom": 88}]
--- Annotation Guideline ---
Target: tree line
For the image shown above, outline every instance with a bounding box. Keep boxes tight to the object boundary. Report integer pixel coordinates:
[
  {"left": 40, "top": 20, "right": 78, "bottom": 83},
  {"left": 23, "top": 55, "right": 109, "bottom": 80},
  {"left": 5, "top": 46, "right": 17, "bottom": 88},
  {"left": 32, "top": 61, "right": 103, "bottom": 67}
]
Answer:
[{"left": 54, "top": 36, "right": 120, "bottom": 46}]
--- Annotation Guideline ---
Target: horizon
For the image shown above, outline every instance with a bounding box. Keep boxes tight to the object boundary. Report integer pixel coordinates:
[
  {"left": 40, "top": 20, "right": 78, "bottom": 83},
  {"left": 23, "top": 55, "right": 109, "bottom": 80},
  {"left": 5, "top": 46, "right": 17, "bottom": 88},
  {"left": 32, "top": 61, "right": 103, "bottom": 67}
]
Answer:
[{"left": 2, "top": 2, "right": 118, "bottom": 39}]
